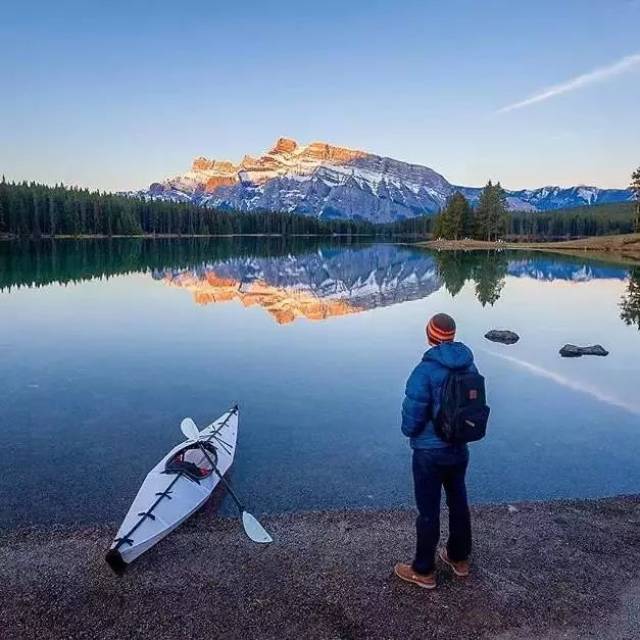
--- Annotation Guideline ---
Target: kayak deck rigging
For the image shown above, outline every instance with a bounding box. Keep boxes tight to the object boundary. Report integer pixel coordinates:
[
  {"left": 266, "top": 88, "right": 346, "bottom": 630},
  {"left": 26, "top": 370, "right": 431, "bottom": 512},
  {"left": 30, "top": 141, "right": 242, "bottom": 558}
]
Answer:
[{"left": 106, "top": 406, "right": 239, "bottom": 573}]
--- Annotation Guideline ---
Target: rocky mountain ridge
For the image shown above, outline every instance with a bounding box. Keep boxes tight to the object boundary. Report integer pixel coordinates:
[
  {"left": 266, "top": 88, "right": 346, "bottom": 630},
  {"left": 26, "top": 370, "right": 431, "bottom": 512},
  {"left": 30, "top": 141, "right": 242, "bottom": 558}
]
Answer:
[{"left": 137, "top": 137, "right": 632, "bottom": 223}]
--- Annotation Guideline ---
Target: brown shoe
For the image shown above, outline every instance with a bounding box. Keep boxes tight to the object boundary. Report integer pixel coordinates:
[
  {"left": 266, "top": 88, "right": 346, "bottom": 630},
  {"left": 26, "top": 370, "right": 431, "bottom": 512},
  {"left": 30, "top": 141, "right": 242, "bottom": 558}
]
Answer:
[
  {"left": 394, "top": 563, "right": 436, "bottom": 589},
  {"left": 438, "top": 548, "right": 470, "bottom": 577}
]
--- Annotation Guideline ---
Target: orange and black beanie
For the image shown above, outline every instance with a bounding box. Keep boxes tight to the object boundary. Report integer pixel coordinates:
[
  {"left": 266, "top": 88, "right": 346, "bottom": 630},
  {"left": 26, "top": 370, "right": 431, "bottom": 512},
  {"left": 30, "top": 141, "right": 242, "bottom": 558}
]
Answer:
[{"left": 426, "top": 313, "right": 456, "bottom": 345}]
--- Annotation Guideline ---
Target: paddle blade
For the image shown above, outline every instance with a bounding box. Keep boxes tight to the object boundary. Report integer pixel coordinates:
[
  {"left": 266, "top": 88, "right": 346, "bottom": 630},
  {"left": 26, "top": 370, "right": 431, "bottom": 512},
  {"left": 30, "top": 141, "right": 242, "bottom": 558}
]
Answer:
[
  {"left": 180, "top": 418, "right": 200, "bottom": 441},
  {"left": 242, "top": 512, "right": 273, "bottom": 544}
]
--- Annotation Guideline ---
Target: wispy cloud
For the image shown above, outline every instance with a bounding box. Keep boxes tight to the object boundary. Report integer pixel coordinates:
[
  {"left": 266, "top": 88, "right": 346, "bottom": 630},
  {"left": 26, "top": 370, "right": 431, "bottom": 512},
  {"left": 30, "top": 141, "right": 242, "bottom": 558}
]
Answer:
[{"left": 498, "top": 52, "right": 640, "bottom": 114}]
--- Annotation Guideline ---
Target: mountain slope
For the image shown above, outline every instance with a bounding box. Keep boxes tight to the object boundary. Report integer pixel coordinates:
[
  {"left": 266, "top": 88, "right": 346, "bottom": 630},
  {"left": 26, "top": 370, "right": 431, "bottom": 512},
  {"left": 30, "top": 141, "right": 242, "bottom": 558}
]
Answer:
[{"left": 137, "top": 137, "right": 633, "bottom": 223}]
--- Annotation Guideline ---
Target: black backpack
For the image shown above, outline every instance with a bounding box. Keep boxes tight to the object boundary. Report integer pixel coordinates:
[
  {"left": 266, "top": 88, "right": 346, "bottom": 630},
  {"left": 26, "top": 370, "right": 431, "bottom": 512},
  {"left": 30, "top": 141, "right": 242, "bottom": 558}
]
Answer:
[{"left": 434, "top": 369, "right": 490, "bottom": 444}]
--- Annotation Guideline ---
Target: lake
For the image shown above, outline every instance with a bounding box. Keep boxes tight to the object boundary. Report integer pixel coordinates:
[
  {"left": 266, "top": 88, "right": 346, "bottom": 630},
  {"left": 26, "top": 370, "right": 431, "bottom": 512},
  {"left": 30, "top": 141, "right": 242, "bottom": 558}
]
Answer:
[{"left": 1, "top": 238, "right": 639, "bottom": 529}]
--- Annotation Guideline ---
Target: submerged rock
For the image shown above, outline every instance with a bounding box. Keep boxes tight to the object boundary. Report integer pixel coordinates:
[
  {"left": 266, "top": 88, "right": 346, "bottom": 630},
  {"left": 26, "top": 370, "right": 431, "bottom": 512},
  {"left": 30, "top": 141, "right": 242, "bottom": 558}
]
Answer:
[
  {"left": 485, "top": 330, "right": 520, "bottom": 345},
  {"left": 559, "top": 344, "right": 609, "bottom": 358}
]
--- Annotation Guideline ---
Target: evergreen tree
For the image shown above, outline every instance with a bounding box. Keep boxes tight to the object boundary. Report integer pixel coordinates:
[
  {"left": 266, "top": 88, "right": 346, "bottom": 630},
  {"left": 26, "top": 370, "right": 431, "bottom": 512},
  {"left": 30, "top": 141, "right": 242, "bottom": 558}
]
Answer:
[
  {"left": 508, "top": 202, "right": 635, "bottom": 239},
  {"left": 631, "top": 166, "right": 640, "bottom": 233},
  {"left": 0, "top": 176, "right": 7, "bottom": 234},
  {"left": 433, "top": 192, "right": 472, "bottom": 240},
  {"left": 475, "top": 181, "right": 508, "bottom": 241},
  {"left": 432, "top": 211, "right": 447, "bottom": 239},
  {"left": 32, "top": 191, "right": 41, "bottom": 238},
  {"left": 48, "top": 196, "right": 57, "bottom": 237}
]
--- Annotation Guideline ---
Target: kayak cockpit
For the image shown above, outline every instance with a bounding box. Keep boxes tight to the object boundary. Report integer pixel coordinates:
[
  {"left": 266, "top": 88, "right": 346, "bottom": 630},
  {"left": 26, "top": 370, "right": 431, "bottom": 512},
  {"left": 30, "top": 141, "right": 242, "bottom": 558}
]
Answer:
[{"left": 165, "top": 441, "right": 218, "bottom": 481}]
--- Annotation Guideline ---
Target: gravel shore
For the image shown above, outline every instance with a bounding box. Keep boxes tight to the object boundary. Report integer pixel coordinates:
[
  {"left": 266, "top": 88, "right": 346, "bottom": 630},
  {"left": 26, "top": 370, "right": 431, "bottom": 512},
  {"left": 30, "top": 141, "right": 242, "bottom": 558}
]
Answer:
[{"left": 1, "top": 496, "right": 639, "bottom": 640}]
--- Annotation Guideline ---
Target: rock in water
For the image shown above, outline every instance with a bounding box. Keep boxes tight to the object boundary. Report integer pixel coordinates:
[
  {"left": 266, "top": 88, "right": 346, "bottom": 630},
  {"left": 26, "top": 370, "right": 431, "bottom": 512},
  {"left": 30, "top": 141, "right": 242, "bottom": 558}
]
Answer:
[
  {"left": 485, "top": 330, "right": 520, "bottom": 345},
  {"left": 559, "top": 344, "right": 609, "bottom": 358}
]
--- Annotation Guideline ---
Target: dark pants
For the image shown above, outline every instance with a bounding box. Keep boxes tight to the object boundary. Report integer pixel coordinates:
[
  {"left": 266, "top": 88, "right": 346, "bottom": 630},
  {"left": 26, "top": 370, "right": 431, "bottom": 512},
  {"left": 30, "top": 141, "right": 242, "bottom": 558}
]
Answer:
[{"left": 412, "top": 447, "right": 472, "bottom": 575}]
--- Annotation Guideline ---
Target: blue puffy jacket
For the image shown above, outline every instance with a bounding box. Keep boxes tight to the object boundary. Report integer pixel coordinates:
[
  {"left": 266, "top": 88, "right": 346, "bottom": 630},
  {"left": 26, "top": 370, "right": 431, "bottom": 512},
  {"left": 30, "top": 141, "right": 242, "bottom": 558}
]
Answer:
[{"left": 401, "top": 341, "right": 478, "bottom": 449}]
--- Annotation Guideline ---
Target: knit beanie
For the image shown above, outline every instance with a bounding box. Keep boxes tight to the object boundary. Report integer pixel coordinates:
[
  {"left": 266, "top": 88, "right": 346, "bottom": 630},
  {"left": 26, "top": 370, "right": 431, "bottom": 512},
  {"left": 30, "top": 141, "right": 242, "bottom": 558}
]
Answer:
[{"left": 426, "top": 313, "right": 456, "bottom": 345}]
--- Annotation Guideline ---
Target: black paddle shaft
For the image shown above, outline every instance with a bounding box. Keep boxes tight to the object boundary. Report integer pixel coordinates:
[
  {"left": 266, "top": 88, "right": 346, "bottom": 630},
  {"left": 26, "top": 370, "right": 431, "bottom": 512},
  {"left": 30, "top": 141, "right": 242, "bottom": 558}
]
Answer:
[{"left": 197, "top": 443, "right": 245, "bottom": 512}]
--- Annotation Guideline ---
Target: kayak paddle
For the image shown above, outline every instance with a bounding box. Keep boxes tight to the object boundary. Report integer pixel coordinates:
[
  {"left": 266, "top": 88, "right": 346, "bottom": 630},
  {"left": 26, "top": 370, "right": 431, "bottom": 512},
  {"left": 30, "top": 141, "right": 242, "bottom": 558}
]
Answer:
[{"left": 180, "top": 418, "right": 273, "bottom": 544}]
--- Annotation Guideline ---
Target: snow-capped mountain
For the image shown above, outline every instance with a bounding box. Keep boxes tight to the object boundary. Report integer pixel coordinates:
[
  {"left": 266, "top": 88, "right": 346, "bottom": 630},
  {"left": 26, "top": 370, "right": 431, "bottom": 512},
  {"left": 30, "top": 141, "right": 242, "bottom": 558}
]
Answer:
[{"left": 136, "top": 137, "right": 633, "bottom": 223}]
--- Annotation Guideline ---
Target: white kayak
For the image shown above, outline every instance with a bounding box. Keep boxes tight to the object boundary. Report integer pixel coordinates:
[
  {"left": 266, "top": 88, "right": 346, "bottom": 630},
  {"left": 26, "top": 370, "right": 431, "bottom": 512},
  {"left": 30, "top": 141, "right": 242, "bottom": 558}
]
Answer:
[{"left": 106, "top": 406, "right": 241, "bottom": 573}]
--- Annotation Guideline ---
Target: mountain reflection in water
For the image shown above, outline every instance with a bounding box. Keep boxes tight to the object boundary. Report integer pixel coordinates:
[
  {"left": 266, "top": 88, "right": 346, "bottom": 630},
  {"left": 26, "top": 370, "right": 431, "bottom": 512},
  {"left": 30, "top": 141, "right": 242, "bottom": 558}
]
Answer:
[
  {"left": 0, "top": 238, "right": 637, "bottom": 329},
  {"left": 153, "top": 246, "right": 442, "bottom": 324},
  {"left": 150, "top": 244, "right": 634, "bottom": 325}
]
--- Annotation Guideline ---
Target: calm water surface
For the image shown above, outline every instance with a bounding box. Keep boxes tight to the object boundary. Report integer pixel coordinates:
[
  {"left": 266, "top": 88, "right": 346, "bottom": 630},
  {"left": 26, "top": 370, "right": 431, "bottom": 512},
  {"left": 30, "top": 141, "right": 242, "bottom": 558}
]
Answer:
[{"left": 1, "top": 239, "right": 639, "bottom": 528}]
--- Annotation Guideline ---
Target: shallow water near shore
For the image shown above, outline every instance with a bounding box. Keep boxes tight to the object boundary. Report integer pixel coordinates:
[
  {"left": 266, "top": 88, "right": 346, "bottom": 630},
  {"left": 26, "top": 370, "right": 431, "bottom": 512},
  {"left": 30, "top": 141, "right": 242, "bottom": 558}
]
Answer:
[{"left": 1, "top": 238, "right": 639, "bottom": 528}]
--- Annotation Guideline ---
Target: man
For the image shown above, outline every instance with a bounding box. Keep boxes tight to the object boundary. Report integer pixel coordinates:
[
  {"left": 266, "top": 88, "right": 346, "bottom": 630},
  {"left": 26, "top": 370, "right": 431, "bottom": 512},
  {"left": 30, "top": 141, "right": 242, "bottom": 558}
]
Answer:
[{"left": 394, "top": 312, "right": 477, "bottom": 589}]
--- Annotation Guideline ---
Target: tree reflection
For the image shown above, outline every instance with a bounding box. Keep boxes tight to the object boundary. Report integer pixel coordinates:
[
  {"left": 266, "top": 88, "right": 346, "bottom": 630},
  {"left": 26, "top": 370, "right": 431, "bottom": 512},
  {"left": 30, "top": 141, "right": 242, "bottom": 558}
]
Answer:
[
  {"left": 620, "top": 267, "right": 640, "bottom": 330},
  {"left": 435, "top": 250, "right": 508, "bottom": 306},
  {"left": 472, "top": 251, "right": 508, "bottom": 307},
  {"left": 434, "top": 251, "right": 476, "bottom": 296},
  {"left": 0, "top": 237, "right": 331, "bottom": 291}
]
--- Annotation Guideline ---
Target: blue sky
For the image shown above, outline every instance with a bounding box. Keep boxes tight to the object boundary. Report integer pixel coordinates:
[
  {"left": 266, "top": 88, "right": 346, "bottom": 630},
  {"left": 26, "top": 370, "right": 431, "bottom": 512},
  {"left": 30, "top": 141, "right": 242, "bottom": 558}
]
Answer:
[{"left": 1, "top": 0, "right": 639, "bottom": 191}]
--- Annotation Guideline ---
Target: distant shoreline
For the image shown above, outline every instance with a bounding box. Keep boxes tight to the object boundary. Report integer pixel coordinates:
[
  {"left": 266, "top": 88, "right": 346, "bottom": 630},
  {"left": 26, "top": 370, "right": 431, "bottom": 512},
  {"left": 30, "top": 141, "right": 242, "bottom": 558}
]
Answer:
[
  {"left": 2, "top": 230, "right": 640, "bottom": 244},
  {"left": 415, "top": 233, "right": 640, "bottom": 263},
  {"left": 3, "top": 232, "right": 640, "bottom": 265},
  {"left": 1, "top": 495, "right": 638, "bottom": 639},
  {"left": 0, "top": 232, "right": 376, "bottom": 241}
]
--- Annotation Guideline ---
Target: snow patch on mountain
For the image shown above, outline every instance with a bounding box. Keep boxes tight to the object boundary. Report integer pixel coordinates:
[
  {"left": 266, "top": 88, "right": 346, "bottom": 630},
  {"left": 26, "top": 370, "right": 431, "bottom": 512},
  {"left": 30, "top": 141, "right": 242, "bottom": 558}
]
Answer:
[{"left": 134, "top": 137, "right": 633, "bottom": 223}]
